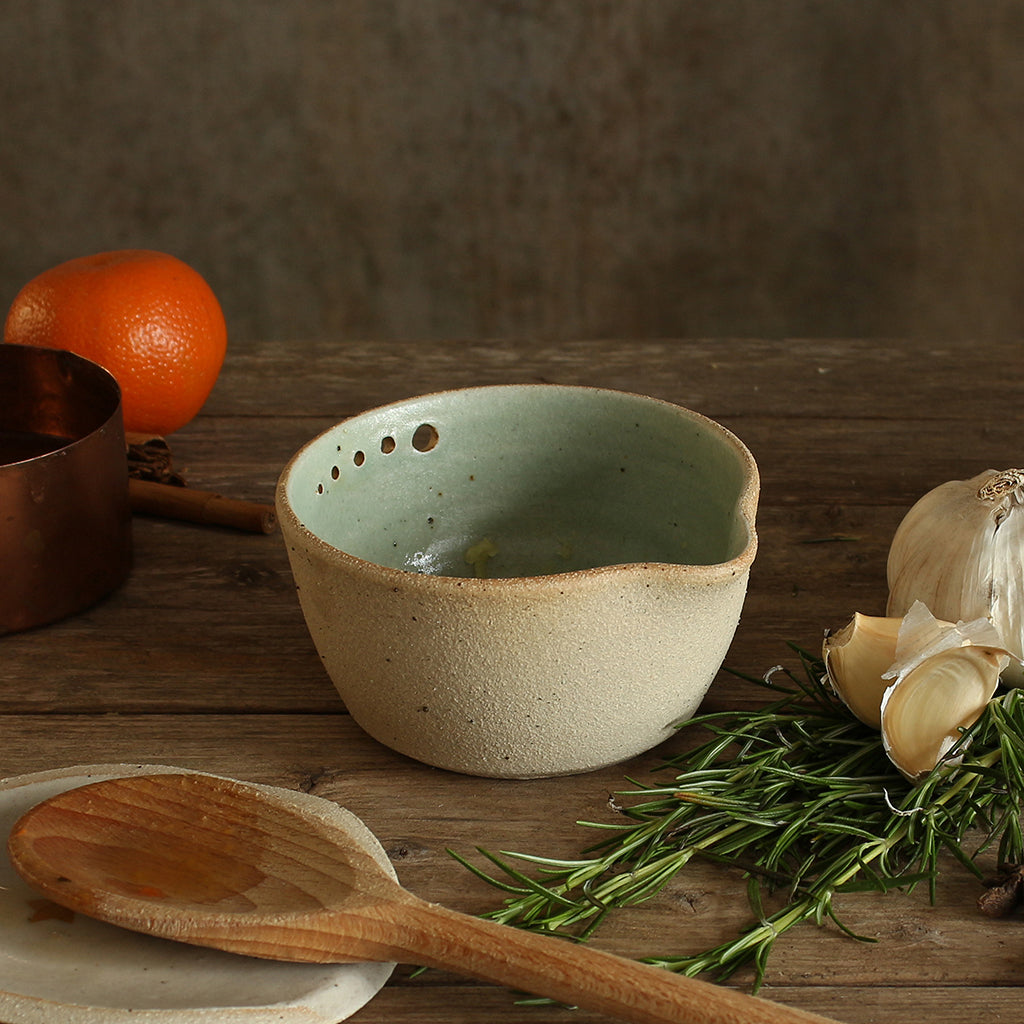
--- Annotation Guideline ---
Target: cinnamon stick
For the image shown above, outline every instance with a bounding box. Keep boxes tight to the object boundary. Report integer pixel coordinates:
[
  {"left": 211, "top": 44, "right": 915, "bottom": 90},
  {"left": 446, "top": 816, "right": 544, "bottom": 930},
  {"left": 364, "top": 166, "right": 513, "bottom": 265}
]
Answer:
[
  {"left": 128, "top": 479, "right": 277, "bottom": 534},
  {"left": 125, "top": 433, "right": 186, "bottom": 486}
]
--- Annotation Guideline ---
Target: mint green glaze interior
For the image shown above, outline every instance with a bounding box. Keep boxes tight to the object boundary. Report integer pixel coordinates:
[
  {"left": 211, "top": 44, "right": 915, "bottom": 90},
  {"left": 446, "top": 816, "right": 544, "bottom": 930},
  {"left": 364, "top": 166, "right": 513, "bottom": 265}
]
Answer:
[{"left": 285, "top": 385, "right": 752, "bottom": 579}]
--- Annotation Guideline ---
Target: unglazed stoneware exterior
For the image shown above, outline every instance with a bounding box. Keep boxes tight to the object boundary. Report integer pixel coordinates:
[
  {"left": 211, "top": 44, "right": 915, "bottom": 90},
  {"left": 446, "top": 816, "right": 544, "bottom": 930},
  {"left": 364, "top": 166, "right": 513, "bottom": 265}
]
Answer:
[{"left": 277, "top": 385, "right": 759, "bottom": 778}]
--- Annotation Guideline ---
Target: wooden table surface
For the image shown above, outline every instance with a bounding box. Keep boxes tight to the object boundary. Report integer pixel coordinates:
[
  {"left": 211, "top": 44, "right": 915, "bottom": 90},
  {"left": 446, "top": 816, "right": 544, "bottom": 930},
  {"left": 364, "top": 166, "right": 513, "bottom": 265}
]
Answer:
[{"left": 4, "top": 337, "right": 1022, "bottom": 1023}]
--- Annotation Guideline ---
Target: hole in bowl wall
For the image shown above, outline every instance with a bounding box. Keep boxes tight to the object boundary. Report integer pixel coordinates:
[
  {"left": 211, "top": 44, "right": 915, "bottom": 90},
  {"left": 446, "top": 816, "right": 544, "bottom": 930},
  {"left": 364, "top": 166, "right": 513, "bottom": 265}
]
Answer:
[{"left": 412, "top": 423, "right": 439, "bottom": 452}]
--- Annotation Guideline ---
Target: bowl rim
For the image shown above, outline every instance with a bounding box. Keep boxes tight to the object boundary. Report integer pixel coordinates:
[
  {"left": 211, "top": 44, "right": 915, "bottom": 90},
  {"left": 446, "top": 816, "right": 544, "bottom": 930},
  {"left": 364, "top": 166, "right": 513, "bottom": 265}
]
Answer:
[{"left": 275, "top": 383, "right": 759, "bottom": 588}]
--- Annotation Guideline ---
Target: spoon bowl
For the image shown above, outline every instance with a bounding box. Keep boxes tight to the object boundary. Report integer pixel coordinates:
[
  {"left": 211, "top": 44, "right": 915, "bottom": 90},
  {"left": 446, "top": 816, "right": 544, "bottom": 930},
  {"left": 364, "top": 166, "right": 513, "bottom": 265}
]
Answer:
[{"left": 9, "top": 773, "right": 837, "bottom": 1024}]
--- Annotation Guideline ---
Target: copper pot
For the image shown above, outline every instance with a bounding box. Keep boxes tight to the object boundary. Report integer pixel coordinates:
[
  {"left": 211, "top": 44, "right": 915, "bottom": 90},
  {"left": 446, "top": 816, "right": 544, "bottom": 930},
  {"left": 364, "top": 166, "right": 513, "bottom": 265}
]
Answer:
[{"left": 0, "top": 344, "right": 132, "bottom": 633}]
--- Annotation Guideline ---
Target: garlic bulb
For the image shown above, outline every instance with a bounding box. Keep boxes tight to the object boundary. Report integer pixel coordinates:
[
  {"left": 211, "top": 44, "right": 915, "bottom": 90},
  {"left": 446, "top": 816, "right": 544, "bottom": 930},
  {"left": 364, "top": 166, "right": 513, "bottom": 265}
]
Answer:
[
  {"left": 887, "top": 469, "right": 1024, "bottom": 685},
  {"left": 824, "top": 601, "right": 1009, "bottom": 781}
]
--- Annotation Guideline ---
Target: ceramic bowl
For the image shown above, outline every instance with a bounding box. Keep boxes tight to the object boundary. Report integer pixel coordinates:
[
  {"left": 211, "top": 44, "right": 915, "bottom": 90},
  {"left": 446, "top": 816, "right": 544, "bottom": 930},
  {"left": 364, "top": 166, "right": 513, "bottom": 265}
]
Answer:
[{"left": 277, "top": 384, "right": 758, "bottom": 778}]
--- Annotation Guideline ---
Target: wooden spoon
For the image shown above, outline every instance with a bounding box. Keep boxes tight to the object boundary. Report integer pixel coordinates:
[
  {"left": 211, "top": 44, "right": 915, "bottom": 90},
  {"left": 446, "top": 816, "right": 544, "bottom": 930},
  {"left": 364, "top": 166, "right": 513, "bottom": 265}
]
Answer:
[{"left": 7, "top": 773, "right": 839, "bottom": 1024}]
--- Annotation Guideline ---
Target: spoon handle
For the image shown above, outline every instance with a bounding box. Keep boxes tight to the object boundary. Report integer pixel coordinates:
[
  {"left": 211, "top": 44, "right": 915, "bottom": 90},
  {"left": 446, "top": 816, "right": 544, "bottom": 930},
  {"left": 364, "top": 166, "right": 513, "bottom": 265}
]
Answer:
[{"left": 377, "top": 895, "right": 839, "bottom": 1024}]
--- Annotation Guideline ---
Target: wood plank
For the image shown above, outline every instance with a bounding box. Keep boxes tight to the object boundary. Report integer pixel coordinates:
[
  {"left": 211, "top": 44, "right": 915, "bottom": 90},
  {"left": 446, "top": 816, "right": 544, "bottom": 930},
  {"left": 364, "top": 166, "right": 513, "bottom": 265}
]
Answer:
[
  {"left": 0, "top": 714, "right": 1017, "bottom": 1018},
  {"left": 200, "top": 337, "right": 1024, "bottom": 423},
  {"left": 4, "top": 338, "right": 1021, "bottom": 1023},
  {"left": 154, "top": 410, "right": 1024, "bottom": 516},
  {"left": 0, "top": 500, "right": 954, "bottom": 712},
  {"left": 348, "top": 985, "right": 1024, "bottom": 1024}
]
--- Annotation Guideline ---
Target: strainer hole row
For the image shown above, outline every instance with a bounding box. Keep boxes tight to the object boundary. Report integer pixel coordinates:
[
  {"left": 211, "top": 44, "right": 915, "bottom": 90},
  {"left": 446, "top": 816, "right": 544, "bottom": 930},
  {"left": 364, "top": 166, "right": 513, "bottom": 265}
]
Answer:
[
  {"left": 348, "top": 423, "right": 438, "bottom": 462},
  {"left": 319, "top": 423, "right": 440, "bottom": 494}
]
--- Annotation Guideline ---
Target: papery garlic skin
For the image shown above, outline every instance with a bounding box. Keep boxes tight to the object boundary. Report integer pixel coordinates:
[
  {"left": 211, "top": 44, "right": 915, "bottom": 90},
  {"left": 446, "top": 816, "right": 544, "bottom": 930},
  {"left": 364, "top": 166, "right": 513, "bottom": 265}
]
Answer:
[
  {"left": 884, "top": 599, "right": 1004, "bottom": 675},
  {"left": 823, "top": 614, "right": 902, "bottom": 729},
  {"left": 886, "top": 469, "right": 1024, "bottom": 686}
]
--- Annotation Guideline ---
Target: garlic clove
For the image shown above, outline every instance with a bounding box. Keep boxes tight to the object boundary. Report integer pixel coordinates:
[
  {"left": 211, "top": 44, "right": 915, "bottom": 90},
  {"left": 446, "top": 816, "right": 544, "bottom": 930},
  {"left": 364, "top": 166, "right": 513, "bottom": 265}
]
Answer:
[
  {"left": 886, "top": 469, "right": 1024, "bottom": 686},
  {"left": 823, "top": 613, "right": 902, "bottom": 729},
  {"left": 823, "top": 601, "right": 978, "bottom": 729},
  {"left": 880, "top": 644, "right": 1005, "bottom": 781}
]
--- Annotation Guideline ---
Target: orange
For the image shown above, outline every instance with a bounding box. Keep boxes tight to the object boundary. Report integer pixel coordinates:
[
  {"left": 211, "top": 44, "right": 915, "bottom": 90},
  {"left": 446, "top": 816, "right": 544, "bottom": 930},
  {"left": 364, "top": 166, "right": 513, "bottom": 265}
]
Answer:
[{"left": 4, "top": 249, "right": 227, "bottom": 435}]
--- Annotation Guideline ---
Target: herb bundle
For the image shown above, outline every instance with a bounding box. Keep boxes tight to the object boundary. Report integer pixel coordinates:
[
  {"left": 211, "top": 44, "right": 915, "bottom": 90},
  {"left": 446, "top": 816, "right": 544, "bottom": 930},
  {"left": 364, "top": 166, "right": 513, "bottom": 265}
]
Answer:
[{"left": 453, "top": 648, "right": 1024, "bottom": 990}]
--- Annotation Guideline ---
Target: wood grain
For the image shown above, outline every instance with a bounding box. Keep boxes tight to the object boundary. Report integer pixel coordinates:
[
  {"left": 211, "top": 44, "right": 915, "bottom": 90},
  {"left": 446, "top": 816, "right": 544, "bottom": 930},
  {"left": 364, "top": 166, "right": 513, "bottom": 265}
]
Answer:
[
  {"left": 2, "top": 336, "right": 1022, "bottom": 1024},
  {"left": 10, "top": 775, "right": 836, "bottom": 1024}
]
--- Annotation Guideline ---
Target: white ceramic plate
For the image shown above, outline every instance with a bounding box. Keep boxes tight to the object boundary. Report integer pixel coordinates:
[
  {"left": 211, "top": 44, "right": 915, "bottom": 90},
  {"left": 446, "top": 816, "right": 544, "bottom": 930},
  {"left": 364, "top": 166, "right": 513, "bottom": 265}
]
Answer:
[{"left": 0, "top": 764, "right": 396, "bottom": 1023}]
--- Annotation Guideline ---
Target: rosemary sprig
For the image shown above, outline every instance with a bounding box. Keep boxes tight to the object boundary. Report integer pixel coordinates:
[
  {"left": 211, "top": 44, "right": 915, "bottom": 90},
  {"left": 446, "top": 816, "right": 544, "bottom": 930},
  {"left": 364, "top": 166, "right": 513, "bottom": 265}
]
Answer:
[{"left": 453, "top": 648, "right": 1024, "bottom": 990}]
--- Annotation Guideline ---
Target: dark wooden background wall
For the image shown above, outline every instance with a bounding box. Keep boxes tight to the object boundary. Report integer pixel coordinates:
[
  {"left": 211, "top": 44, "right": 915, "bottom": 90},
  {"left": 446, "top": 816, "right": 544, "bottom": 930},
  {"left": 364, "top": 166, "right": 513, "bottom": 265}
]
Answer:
[{"left": 2, "top": 1, "right": 1022, "bottom": 347}]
